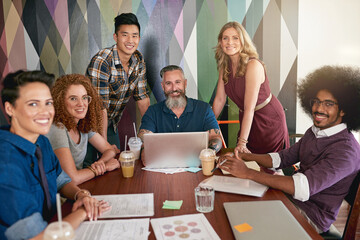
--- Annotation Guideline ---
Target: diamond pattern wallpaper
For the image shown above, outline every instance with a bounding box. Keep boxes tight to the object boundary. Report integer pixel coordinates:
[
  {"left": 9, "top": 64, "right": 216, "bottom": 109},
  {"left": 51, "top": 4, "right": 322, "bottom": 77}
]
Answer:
[{"left": 0, "top": 0, "right": 298, "bottom": 147}]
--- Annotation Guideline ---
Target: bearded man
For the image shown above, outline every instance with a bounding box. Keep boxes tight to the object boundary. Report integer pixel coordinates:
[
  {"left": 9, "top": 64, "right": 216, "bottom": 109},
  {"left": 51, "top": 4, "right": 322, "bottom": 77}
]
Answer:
[{"left": 138, "top": 65, "right": 222, "bottom": 164}]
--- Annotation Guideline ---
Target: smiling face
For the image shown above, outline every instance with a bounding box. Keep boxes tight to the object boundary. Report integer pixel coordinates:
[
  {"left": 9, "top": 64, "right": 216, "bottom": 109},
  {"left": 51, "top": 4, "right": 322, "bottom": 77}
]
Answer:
[
  {"left": 161, "top": 70, "right": 187, "bottom": 99},
  {"left": 312, "top": 89, "right": 344, "bottom": 130},
  {"left": 5, "top": 82, "right": 54, "bottom": 143},
  {"left": 64, "top": 84, "right": 90, "bottom": 123},
  {"left": 113, "top": 24, "right": 140, "bottom": 59},
  {"left": 220, "top": 27, "right": 242, "bottom": 57}
]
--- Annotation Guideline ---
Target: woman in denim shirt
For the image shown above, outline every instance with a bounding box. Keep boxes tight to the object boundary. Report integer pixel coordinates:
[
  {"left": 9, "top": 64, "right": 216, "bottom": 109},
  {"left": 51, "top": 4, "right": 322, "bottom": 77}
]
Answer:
[{"left": 0, "top": 71, "right": 109, "bottom": 240}]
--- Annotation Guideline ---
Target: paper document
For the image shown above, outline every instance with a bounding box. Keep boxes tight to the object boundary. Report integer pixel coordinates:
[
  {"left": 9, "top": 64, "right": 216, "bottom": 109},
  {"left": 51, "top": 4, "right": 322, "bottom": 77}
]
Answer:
[
  {"left": 93, "top": 193, "right": 154, "bottom": 218},
  {"left": 151, "top": 213, "right": 220, "bottom": 240},
  {"left": 201, "top": 175, "right": 268, "bottom": 197},
  {"left": 142, "top": 167, "right": 187, "bottom": 174},
  {"left": 75, "top": 218, "right": 149, "bottom": 240}
]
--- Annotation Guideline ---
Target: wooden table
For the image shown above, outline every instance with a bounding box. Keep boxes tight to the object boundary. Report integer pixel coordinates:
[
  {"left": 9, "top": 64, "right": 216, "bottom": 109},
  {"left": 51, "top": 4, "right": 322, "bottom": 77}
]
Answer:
[{"left": 76, "top": 159, "right": 322, "bottom": 239}]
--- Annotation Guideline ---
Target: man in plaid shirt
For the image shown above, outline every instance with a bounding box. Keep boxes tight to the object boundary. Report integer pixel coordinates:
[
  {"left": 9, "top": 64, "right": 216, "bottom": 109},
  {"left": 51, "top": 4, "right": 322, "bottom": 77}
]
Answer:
[{"left": 86, "top": 13, "right": 150, "bottom": 148}]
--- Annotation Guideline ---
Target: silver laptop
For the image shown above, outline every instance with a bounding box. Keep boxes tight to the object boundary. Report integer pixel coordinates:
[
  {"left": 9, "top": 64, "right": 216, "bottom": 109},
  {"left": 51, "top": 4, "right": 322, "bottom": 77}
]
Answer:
[
  {"left": 143, "top": 131, "right": 208, "bottom": 168},
  {"left": 224, "top": 200, "right": 311, "bottom": 240}
]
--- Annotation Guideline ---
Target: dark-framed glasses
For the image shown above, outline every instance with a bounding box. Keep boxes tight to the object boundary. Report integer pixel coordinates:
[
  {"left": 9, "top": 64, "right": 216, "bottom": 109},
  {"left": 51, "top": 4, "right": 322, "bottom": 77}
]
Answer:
[
  {"left": 310, "top": 99, "right": 338, "bottom": 109},
  {"left": 69, "top": 95, "right": 92, "bottom": 104}
]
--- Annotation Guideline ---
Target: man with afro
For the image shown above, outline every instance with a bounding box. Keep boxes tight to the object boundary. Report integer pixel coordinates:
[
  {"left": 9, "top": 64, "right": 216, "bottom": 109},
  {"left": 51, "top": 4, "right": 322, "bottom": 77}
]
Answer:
[{"left": 217, "top": 65, "right": 360, "bottom": 235}]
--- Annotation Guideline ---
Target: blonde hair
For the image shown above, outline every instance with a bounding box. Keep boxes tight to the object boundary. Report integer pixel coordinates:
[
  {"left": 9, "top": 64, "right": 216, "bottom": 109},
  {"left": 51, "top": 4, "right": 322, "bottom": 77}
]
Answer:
[{"left": 215, "top": 21, "right": 259, "bottom": 84}]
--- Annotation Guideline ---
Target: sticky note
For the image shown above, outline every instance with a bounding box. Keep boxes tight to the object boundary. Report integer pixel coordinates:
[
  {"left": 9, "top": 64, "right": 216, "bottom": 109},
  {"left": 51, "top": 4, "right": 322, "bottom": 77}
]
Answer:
[
  {"left": 162, "top": 200, "right": 183, "bottom": 210},
  {"left": 185, "top": 167, "right": 202, "bottom": 173},
  {"left": 234, "top": 223, "right": 253, "bottom": 233}
]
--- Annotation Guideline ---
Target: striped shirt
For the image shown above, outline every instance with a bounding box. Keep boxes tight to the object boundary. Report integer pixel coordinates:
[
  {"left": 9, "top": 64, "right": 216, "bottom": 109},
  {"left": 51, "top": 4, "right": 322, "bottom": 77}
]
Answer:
[{"left": 86, "top": 45, "right": 149, "bottom": 132}]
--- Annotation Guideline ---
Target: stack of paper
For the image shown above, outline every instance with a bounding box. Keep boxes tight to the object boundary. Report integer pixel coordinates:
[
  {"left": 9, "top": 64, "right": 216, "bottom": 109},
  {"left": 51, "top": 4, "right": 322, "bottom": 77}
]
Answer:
[{"left": 75, "top": 218, "right": 149, "bottom": 240}]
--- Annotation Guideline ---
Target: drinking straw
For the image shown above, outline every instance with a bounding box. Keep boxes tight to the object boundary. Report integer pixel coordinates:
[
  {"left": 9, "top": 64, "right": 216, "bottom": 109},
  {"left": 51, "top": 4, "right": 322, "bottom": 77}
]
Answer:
[
  {"left": 133, "top": 122, "right": 138, "bottom": 141},
  {"left": 56, "top": 193, "right": 63, "bottom": 233},
  {"left": 206, "top": 132, "right": 208, "bottom": 149},
  {"left": 124, "top": 135, "right": 127, "bottom": 151}
]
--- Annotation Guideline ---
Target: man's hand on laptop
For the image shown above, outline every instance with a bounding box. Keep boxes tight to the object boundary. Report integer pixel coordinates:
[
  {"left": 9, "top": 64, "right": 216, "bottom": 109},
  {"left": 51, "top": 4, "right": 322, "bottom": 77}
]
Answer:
[
  {"left": 138, "top": 129, "right": 153, "bottom": 166},
  {"left": 138, "top": 129, "right": 153, "bottom": 143}
]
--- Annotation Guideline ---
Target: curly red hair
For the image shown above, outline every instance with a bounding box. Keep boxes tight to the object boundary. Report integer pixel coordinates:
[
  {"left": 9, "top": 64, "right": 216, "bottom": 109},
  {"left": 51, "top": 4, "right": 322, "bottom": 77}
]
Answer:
[{"left": 52, "top": 74, "right": 103, "bottom": 133}]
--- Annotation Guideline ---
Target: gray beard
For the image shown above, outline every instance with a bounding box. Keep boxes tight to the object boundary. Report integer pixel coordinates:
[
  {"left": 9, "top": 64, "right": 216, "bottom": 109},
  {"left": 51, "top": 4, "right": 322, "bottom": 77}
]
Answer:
[{"left": 165, "top": 95, "right": 187, "bottom": 109}]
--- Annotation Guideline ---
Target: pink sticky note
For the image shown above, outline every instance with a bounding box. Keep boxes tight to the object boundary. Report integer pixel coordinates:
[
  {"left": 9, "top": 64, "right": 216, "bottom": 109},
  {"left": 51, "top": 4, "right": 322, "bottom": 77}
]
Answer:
[{"left": 234, "top": 223, "right": 253, "bottom": 233}]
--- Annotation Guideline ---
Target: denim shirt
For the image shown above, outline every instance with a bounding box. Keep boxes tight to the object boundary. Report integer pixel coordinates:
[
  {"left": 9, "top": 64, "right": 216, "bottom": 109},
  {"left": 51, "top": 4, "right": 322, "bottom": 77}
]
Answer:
[{"left": 0, "top": 126, "right": 71, "bottom": 240}]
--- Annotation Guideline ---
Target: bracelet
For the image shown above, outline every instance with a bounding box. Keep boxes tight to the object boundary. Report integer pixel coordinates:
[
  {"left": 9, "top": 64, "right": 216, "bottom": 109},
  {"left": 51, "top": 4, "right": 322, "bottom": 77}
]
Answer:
[
  {"left": 74, "top": 189, "right": 91, "bottom": 201},
  {"left": 87, "top": 166, "right": 97, "bottom": 177},
  {"left": 238, "top": 137, "right": 248, "bottom": 144}
]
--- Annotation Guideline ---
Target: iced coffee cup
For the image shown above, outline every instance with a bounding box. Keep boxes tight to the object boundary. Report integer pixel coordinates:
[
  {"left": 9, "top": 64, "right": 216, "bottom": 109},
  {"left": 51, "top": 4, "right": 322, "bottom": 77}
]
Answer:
[
  {"left": 199, "top": 148, "right": 216, "bottom": 176},
  {"left": 119, "top": 151, "right": 135, "bottom": 178},
  {"left": 43, "top": 221, "right": 75, "bottom": 240},
  {"left": 128, "top": 137, "right": 142, "bottom": 160}
]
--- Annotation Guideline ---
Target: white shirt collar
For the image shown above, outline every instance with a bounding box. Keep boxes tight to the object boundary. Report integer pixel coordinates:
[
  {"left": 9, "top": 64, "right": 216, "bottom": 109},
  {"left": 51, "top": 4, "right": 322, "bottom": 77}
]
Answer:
[{"left": 311, "top": 123, "right": 347, "bottom": 138}]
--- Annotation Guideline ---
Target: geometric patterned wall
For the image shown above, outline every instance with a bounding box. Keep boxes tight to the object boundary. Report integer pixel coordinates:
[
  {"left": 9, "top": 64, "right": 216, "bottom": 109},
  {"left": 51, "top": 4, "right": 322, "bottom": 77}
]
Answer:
[{"left": 0, "top": 0, "right": 298, "bottom": 147}]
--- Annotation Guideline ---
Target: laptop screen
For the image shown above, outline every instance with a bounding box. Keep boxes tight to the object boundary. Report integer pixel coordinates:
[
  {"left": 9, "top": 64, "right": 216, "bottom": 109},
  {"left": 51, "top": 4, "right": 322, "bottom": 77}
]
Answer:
[{"left": 143, "top": 131, "right": 208, "bottom": 168}]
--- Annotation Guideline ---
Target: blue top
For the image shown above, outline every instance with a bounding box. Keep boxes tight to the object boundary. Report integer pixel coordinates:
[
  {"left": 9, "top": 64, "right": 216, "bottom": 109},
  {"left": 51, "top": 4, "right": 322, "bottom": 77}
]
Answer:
[
  {"left": 140, "top": 98, "right": 219, "bottom": 133},
  {"left": 0, "top": 126, "right": 71, "bottom": 240}
]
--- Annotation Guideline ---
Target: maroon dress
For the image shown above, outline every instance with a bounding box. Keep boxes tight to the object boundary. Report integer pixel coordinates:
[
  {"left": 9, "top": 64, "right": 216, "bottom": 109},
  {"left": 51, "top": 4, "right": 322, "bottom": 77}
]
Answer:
[{"left": 224, "top": 61, "right": 289, "bottom": 153}]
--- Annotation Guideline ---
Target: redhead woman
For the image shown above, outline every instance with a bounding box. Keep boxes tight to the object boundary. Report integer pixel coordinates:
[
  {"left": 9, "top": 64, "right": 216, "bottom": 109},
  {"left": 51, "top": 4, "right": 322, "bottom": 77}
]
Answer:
[
  {"left": 46, "top": 74, "right": 120, "bottom": 185},
  {"left": 0, "top": 71, "right": 109, "bottom": 240},
  {"left": 212, "top": 22, "right": 289, "bottom": 157}
]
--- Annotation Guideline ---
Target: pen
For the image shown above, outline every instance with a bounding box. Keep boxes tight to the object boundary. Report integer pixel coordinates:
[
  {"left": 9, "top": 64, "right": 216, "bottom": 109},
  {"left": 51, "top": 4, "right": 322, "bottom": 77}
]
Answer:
[{"left": 211, "top": 159, "right": 228, "bottom": 173}]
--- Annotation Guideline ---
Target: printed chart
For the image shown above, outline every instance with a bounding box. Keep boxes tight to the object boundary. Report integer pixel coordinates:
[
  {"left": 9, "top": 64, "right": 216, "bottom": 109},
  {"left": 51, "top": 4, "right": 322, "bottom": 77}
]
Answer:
[{"left": 151, "top": 213, "right": 220, "bottom": 240}]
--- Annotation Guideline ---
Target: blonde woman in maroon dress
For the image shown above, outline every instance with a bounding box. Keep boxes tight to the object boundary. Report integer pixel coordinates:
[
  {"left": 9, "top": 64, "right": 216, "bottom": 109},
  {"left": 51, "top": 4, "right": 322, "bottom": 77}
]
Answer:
[{"left": 212, "top": 21, "right": 289, "bottom": 158}]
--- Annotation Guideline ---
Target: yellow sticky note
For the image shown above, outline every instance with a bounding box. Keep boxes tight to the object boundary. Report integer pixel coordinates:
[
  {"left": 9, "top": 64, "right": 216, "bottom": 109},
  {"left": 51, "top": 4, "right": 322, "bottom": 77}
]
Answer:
[{"left": 234, "top": 223, "right": 253, "bottom": 233}]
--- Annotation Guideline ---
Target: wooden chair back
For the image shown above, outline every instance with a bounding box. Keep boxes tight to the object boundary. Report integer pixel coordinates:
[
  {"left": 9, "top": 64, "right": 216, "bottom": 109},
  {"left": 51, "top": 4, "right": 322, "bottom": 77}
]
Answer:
[{"left": 342, "top": 172, "right": 360, "bottom": 240}]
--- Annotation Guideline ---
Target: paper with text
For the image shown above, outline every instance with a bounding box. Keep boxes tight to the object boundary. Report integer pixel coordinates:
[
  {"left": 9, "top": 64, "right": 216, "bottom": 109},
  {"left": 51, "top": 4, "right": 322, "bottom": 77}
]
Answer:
[
  {"left": 93, "top": 193, "right": 154, "bottom": 218},
  {"left": 75, "top": 218, "right": 149, "bottom": 240}
]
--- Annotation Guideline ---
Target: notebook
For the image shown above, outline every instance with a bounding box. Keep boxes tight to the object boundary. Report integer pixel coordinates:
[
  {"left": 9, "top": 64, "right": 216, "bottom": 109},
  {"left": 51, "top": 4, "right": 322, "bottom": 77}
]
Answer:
[
  {"left": 143, "top": 131, "right": 208, "bottom": 168},
  {"left": 224, "top": 200, "right": 312, "bottom": 240},
  {"left": 201, "top": 175, "right": 268, "bottom": 197}
]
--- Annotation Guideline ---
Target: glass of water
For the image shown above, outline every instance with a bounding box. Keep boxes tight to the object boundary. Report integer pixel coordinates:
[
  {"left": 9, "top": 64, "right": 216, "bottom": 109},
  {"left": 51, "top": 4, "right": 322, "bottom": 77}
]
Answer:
[{"left": 194, "top": 185, "right": 215, "bottom": 213}]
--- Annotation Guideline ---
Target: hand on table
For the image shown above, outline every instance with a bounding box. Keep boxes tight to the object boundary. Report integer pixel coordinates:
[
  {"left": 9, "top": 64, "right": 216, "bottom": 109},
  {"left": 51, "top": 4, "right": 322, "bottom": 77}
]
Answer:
[
  {"left": 111, "top": 144, "right": 120, "bottom": 154},
  {"left": 234, "top": 143, "right": 251, "bottom": 159},
  {"left": 105, "top": 158, "right": 120, "bottom": 172},
  {"left": 72, "top": 196, "right": 111, "bottom": 221},
  {"left": 91, "top": 160, "right": 106, "bottom": 176}
]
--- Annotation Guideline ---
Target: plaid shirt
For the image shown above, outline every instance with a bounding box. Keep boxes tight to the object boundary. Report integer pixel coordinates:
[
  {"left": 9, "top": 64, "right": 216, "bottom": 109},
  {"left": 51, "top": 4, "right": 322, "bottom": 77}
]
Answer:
[{"left": 86, "top": 45, "right": 149, "bottom": 132}]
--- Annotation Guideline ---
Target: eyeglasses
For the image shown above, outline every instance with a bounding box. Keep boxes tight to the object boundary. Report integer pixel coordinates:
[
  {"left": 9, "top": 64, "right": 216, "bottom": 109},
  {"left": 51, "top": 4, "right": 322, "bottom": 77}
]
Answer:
[
  {"left": 68, "top": 95, "right": 92, "bottom": 104},
  {"left": 310, "top": 99, "right": 338, "bottom": 109}
]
